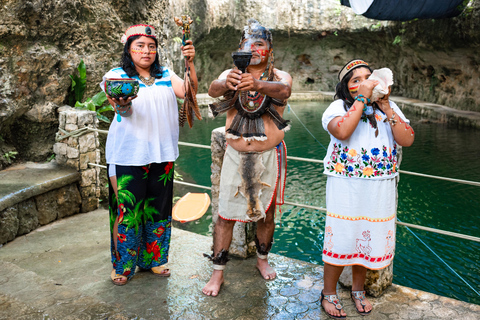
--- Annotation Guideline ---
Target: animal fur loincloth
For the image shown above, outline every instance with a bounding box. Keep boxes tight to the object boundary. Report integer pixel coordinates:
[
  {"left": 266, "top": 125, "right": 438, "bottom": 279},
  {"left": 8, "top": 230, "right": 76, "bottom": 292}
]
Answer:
[{"left": 218, "top": 142, "right": 287, "bottom": 222}]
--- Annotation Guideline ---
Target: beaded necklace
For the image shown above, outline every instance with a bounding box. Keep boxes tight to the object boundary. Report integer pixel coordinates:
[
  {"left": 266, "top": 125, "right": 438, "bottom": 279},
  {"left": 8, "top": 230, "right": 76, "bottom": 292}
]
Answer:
[{"left": 239, "top": 70, "right": 269, "bottom": 113}]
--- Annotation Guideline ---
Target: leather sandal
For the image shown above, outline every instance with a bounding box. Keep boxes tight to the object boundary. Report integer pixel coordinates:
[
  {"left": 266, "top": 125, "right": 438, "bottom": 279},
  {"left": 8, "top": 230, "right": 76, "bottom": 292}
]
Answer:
[
  {"left": 111, "top": 269, "right": 128, "bottom": 286},
  {"left": 151, "top": 265, "right": 171, "bottom": 277},
  {"left": 320, "top": 290, "right": 347, "bottom": 319},
  {"left": 351, "top": 290, "right": 372, "bottom": 316}
]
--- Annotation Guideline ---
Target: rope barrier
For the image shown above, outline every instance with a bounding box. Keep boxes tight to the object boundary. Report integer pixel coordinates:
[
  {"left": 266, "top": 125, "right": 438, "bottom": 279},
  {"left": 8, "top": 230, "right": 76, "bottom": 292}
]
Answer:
[
  {"left": 397, "top": 217, "right": 480, "bottom": 298},
  {"left": 55, "top": 127, "right": 91, "bottom": 142},
  {"left": 87, "top": 162, "right": 480, "bottom": 244},
  {"left": 85, "top": 126, "right": 480, "bottom": 187}
]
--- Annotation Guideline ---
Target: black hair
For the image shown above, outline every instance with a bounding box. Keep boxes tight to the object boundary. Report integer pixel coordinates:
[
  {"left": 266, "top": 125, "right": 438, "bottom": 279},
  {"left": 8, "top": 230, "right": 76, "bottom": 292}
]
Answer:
[
  {"left": 121, "top": 35, "right": 163, "bottom": 79},
  {"left": 334, "top": 65, "right": 373, "bottom": 111}
]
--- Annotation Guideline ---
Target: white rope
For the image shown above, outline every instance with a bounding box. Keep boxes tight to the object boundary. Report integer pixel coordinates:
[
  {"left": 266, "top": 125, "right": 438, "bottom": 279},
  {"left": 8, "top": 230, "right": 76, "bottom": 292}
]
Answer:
[
  {"left": 397, "top": 169, "right": 480, "bottom": 187},
  {"left": 88, "top": 127, "right": 480, "bottom": 186},
  {"left": 397, "top": 217, "right": 480, "bottom": 298},
  {"left": 88, "top": 163, "right": 480, "bottom": 243}
]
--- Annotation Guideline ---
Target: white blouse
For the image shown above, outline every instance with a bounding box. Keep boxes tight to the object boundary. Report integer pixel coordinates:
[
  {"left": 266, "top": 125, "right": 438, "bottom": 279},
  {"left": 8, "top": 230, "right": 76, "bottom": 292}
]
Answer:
[
  {"left": 100, "top": 67, "right": 179, "bottom": 166},
  {"left": 322, "top": 99, "right": 410, "bottom": 180}
]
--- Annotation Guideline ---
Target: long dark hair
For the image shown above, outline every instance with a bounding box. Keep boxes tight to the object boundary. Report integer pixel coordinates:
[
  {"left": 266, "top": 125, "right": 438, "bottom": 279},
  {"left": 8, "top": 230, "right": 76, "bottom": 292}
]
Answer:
[
  {"left": 121, "top": 35, "right": 163, "bottom": 79},
  {"left": 334, "top": 66, "right": 373, "bottom": 111}
]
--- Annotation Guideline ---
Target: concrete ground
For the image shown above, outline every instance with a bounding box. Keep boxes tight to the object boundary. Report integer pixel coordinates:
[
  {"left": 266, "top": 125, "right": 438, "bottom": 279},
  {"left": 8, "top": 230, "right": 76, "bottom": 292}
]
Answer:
[{"left": 0, "top": 209, "right": 478, "bottom": 320}]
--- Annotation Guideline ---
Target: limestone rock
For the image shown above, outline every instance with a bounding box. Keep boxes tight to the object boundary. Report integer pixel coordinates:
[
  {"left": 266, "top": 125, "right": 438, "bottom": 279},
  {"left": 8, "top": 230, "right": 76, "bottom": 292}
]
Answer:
[
  {"left": 17, "top": 199, "right": 39, "bottom": 236},
  {"left": 56, "top": 184, "right": 81, "bottom": 219},
  {"left": 0, "top": 206, "right": 19, "bottom": 244},
  {"left": 35, "top": 191, "right": 59, "bottom": 225}
]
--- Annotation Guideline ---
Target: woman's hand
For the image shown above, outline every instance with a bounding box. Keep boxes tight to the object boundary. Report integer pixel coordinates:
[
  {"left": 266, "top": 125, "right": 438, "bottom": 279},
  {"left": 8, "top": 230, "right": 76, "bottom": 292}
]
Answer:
[
  {"left": 181, "top": 40, "right": 195, "bottom": 62},
  {"left": 107, "top": 95, "right": 137, "bottom": 107},
  {"left": 376, "top": 86, "right": 392, "bottom": 113},
  {"left": 357, "top": 79, "right": 379, "bottom": 99}
]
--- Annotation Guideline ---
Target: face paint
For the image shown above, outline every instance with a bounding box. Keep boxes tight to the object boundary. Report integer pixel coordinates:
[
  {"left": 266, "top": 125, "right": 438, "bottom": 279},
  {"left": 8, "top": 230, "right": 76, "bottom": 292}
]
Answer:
[
  {"left": 131, "top": 47, "right": 144, "bottom": 54},
  {"left": 131, "top": 47, "right": 156, "bottom": 55},
  {"left": 256, "top": 49, "right": 269, "bottom": 57},
  {"left": 349, "top": 85, "right": 359, "bottom": 94}
]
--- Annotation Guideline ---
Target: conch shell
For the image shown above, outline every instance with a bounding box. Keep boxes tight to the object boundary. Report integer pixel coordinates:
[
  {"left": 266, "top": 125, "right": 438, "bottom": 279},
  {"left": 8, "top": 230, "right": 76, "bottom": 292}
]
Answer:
[{"left": 369, "top": 68, "right": 394, "bottom": 102}]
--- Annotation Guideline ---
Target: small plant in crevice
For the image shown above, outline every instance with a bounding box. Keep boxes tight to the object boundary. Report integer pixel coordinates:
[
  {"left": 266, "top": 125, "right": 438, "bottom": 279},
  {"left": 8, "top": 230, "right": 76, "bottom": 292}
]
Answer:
[
  {"left": 3, "top": 151, "right": 18, "bottom": 164},
  {"left": 46, "top": 154, "right": 56, "bottom": 162}
]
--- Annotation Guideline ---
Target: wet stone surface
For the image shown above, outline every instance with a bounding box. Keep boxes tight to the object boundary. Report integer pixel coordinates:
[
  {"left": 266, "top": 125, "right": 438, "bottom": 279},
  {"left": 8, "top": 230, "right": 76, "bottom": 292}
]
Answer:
[{"left": 0, "top": 209, "right": 478, "bottom": 319}]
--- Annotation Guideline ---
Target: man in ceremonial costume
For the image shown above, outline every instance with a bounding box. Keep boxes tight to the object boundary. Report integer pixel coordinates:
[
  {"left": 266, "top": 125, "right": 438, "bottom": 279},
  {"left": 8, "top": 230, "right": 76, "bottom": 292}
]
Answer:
[{"left": 203, "top": 19, "right": 292, "bottom": 296}]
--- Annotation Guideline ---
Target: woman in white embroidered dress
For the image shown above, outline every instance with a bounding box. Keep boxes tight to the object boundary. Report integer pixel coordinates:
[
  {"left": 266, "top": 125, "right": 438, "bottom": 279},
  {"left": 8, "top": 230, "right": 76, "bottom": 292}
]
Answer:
[
  {"left": 100, "top": 24, "right": 197, "bottom": 285},
  {"left": 320, "top": 59, "right": 414, "bottom": 319}
]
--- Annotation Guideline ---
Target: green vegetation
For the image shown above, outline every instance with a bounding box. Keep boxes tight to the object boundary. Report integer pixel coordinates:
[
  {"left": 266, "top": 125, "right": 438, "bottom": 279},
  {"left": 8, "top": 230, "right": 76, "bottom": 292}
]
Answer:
[
  {"left": 75, "top": 91, "right": 113, "bottom": 123},
  {"left": 3, "top": 151, "right": 18, "bottom": 164},
  {"left": 69, "top": 60, "right": 113, "bottom": 123},
  {"left": 68, "top": 59, "right": 87, "bottom": 107}
]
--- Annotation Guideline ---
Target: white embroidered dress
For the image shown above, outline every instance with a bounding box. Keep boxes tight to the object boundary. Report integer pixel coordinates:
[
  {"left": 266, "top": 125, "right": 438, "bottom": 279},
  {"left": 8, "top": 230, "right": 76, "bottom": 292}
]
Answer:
[
  {"left": 321, "top": 99, "right": 410, "bottom": 269},
  {"left": 100, "top": 67, "right": 179, "bottom": 166}
]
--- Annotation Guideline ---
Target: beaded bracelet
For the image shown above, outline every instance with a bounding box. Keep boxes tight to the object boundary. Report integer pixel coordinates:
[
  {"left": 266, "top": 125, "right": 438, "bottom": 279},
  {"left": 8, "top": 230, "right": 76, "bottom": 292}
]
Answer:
[
  {"left": 115, "top": 102, "right": 133, "bottom": 122},
  {"left": 354, "top": 94, "right": 372, "bottom": 113}
]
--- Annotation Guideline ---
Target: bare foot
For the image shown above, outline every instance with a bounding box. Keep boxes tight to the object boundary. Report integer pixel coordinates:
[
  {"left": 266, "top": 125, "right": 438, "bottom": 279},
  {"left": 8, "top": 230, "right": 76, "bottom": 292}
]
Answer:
[
  {"left": 256, "top": 257, "right": 276, "bottom": 280},
  {"left": 321, "top": 292, "right": 347, "bottom": 318},
  {"left": 202, "top": 270, "right": 224, "bottom": 296}
]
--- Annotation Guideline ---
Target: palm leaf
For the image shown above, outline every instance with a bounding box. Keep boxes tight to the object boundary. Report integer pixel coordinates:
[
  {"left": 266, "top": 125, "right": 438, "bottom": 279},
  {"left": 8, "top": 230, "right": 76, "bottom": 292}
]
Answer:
[{"left": 143, "top": 197, "right": 158, "bottom": 223}]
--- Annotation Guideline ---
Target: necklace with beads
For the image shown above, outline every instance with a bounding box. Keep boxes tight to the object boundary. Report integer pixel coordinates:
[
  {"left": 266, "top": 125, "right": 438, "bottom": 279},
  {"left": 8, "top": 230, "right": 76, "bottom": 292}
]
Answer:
[
  {"left": 239, "top": 70, "right": 269, "bottom": 113},
  {"left": 138, "top": 74, "right": 155, "bottom": 86}
]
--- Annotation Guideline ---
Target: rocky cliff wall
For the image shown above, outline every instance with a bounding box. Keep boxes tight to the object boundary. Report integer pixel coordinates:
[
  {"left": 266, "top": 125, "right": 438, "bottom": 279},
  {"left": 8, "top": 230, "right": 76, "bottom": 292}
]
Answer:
[{"left": 0, "top": 0, "right": 174, "bottom": 168}]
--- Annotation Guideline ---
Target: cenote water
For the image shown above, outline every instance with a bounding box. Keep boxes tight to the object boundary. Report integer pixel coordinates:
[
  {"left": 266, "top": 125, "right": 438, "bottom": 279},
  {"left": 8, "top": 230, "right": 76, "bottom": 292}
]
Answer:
[{"left": 173, "top": 100, "right": 480, "bottom": 305}]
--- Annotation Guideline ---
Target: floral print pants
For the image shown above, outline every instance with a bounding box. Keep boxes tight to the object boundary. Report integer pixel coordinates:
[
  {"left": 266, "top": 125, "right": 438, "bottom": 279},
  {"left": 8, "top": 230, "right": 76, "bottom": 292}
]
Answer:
[{"left": 108, "top": 162, "right": 174, "bottom": 279}]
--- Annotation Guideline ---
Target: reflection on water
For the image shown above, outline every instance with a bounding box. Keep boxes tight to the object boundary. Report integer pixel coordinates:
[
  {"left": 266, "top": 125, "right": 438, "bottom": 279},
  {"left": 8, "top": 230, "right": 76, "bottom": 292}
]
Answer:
[{"left": 174, "top": 101, "right": 480, "bottom": 305}]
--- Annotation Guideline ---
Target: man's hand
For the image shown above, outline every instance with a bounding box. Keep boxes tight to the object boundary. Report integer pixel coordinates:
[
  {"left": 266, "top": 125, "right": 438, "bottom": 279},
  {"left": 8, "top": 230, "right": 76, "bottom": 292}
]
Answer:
[
  {"left": 236, "top": 73, "right": 258, "bottom": 91},
  {"left": 225, "top": 69, "right": 242, "bottom": 90}
]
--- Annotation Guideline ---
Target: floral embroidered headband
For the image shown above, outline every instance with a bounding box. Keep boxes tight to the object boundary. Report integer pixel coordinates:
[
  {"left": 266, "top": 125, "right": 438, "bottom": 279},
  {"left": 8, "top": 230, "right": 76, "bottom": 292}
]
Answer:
[
  {"left": 338, "top": 59, "right": 369, "bottom": 82},
  {"left": 121, "top": 24, "right": 156, "bottom": 44}
]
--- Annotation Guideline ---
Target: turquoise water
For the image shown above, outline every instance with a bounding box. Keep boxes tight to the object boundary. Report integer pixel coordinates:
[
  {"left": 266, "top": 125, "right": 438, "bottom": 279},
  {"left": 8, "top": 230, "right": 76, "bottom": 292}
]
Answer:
[{"left": 174, "top": 101, "right": 480, "bottom": 305}]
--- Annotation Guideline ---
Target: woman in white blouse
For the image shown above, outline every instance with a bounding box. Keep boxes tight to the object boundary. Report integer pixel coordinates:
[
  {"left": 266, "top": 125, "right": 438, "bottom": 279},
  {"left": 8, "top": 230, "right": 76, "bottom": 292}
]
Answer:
[
  {"left": 320, "top": 59, "right": 414, "bottom": 318},
  {"left": 100, "top": 24, "right": 197, "bottom": 286}
]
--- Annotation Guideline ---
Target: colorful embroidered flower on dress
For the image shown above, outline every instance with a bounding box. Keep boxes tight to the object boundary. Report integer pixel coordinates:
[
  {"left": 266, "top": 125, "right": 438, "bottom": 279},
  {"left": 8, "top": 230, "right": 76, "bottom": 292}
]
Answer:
[
  {"left": 326, "top": 143, "right": 398, "bottom": 178},
  {"left": 335, "top": 163, "right": 344, "bottom": 173},
  {"left": 362, "top": 167, "right": 374, "bottom": 176}
]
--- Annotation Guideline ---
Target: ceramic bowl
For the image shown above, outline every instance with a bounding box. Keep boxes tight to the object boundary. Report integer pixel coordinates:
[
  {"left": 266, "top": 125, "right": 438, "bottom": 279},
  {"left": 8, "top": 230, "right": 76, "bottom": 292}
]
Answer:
[{"left": 105, "top": 78, "right": 140, "bottom": 99}]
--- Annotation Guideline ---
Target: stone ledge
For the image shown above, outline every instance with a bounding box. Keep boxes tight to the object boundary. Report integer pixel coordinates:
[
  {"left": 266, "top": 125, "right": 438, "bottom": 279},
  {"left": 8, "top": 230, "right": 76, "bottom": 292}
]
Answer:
[{"left": 0, "top": 162, "right": 80, "bottom": 212}]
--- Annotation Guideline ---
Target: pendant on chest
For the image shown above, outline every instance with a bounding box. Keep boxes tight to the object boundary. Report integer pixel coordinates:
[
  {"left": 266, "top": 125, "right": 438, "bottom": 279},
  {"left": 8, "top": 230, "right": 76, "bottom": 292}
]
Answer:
[{"left": 239, "top": 91, "right": 267, "bottom": 115}]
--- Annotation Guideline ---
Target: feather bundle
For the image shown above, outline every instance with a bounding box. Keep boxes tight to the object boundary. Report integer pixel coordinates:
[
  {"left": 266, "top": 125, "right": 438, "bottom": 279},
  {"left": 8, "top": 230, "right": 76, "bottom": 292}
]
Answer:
[{"left": 179, "top": 60, "right": 202, "bottom": 128}]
